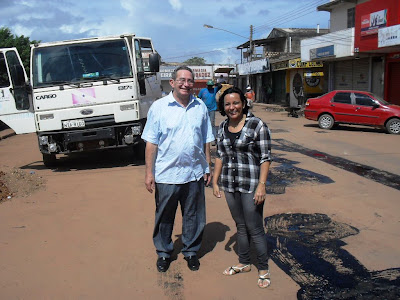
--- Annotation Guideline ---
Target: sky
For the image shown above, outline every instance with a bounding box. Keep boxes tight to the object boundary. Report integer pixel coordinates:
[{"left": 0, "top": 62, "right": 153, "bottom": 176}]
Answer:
[{"left": 0, "top": 0, "right": 330, "bottom": 64}]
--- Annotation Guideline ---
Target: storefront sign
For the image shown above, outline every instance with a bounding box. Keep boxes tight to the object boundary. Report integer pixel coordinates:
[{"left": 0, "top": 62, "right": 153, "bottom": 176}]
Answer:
[
  {"left": 289, "top": 58, "right": 323, "bottom": 68},
  {"left": 190, "top": 66, "right": 212, "bottom": 80},
  {"left": 159, "top": 66, "right": 176, "bottom": 80},
  {"left": 310, "top": 45, "right": 334, "bottom": 60},
  {"left": 271, "top": 60, "right": 288, "bottom": 71},
  {"left": 361, "top": 9, "right": 387, "bottom": 36},
  {"left": 378, "top": 24, "right": 400, "bottom": 48},
  {"left": 238, "top": 58, "right": 270, "bottom": 75},
  {"left": 304, "top": 72, "right": 324, "bottom": 77},
  {"left": 159, "top": 66, "right": 212, "bottom": 80}
]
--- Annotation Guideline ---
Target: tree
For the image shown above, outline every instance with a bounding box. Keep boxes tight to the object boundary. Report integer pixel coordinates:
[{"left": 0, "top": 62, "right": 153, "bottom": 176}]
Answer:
[
  {"left": 183, "top": 57, "right": 206, "bottom": 65},
  {"left": 0, "top": 27, "right": 40, "bottom": 75}
]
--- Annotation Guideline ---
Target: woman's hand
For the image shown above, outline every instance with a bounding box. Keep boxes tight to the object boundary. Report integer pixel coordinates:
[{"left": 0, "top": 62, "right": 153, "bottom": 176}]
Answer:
[
  {"left": 254, "top": 183, "right": 266, "bottom": 205},
  {"left": 213, "top": 183, "right": 222, "bottom": 198}
]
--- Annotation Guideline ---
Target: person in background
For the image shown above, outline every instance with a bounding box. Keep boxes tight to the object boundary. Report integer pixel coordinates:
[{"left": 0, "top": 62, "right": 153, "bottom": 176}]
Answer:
[
  {"left": 217, "top": 74, "right": 226, "bottom": 84},
  {"left": 212, "top": 86, "right": 272, "bottom": 289},
  {"left": 142, "top": 66, "right": 214, "bottom": 273},
  {"left": 198, "top": 80, "right": 218, "bottom": 143},
  {"left": 245, "top": 85, "right": 256, "bottom": 108}
]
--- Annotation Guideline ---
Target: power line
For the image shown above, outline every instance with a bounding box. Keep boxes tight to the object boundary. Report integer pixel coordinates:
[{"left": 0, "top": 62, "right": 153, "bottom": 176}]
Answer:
[
  {"left": 253, "top": 0, "right": 328, "bottom": 33},
  {"left": 164, "top": 0, "right": 331, "bottom": 61}
]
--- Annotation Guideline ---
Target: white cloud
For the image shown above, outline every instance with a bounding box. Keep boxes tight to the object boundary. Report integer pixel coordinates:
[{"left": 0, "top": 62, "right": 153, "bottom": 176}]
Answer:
[
  {"left": 169, "top": 0, "right": 182, "bottom": 11},
  {"left": 12, "top": 24, "right": 33, "bottom": 37}
]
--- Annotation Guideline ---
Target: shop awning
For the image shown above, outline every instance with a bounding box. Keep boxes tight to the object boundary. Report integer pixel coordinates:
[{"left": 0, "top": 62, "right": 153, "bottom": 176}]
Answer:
[{"left": 214, "top": 67, "right": 234, "bottom": 74}]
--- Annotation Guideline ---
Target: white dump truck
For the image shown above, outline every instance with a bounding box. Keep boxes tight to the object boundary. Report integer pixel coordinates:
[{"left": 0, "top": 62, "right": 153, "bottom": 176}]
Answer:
[{"left": 0, "top": 34, "right": 161, "bottom": 166}]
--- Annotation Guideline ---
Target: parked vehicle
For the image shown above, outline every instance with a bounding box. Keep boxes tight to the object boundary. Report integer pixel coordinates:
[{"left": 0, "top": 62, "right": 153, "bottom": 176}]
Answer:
[
  {"left": 304, "top": 90, "right": 400, "bottom": 134},
  {"left": 0, "top": 34, "right": 161, "bottom": 167}
]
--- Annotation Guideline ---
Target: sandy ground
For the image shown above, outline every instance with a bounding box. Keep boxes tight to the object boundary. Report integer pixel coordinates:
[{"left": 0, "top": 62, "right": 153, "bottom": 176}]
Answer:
[{"left": 0, "top": 105, "right": 400, "bottom": 299}]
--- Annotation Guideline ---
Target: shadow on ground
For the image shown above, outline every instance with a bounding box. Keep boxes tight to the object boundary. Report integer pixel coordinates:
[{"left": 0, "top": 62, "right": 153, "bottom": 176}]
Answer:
[{"left": 21, "top": 147, "right": 144, "bottom": 172}]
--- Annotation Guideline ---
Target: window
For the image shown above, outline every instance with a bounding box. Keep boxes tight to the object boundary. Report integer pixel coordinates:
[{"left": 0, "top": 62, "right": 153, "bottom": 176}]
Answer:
[
  {"left": 355, "top": 93, "right": 375, "bottom": 106},
  {"left": 0, "top": 53, "right": 10, "bottom": 88},
  {"left": 333, "top": 92, "right": 351, "bottom": 104},
  {"left": 5, "top": 50, "right": 30, "bottom": 110},
  {"left": 32, "top": 39, "right": 132, "bottom": 87},
  {"left": 347, "top": 8, "right": 355, "bottom": 28}
]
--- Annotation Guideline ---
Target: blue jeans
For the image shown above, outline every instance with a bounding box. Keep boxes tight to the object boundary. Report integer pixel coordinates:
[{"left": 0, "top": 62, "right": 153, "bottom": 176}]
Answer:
[
  {"left": 224, "top": 191, "right": 269, "bottom": 270},
  {"left": 153, "top": 179, "right": 206, "bottom": 258}
]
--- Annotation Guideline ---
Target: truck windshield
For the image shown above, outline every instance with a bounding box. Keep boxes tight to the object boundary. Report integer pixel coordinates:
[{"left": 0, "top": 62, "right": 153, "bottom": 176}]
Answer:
[{"left": 32, "top": 39, "right": 132, "bottom": 88}]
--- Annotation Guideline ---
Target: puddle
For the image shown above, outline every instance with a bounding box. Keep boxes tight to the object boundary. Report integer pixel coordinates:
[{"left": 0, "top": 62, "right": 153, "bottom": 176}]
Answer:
[
  {"left": 274, "top": 139, "right": 400, "bottom": 191},
  {"left": 266, "top": 213, "right": 400, "bottom": 299}
]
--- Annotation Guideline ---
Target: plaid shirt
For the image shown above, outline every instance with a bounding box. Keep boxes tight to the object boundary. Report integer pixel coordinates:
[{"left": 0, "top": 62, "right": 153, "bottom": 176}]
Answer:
[{"left": 216, "top": 113, "right": 272, "bottom": 193}]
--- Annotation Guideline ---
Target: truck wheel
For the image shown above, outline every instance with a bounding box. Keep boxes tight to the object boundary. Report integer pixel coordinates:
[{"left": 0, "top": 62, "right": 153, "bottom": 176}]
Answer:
[
  {"left": 386, "top": 118, "right": 400, "bottom": 134},
  {"left": 42, "top": 153, "right": 57, "bottom": 167},
  {"left": 318, "top": 114, "right": 335, "bottom": 130}
]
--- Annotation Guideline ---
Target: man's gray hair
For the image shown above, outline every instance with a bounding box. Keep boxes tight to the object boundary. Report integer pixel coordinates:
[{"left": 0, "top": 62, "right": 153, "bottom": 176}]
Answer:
[{"left": 172, "top": 66, "right": 195, "bottom": 80}]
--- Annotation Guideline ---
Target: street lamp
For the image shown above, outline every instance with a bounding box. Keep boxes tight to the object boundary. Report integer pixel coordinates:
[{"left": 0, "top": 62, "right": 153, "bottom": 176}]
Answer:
[
  {"left": 203, "top": 24, "right": 253, "bottom": 62},
  {"left": 203, "top": 24, "right": 248, "bottom": 40}
]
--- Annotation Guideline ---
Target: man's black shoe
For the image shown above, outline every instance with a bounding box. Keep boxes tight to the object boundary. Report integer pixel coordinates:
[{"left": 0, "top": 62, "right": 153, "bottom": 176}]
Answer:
[
  {"left": 156, "top": 257, "right": 171, "bottom": 272},
  {"left": 184, "top": 255, "right": 200, "bottom": 271}
]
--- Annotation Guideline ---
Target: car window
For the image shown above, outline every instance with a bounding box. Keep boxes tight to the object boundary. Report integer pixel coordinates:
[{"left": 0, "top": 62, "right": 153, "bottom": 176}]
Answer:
[
  {"left": 355, "top": 93, "right": 376, "bottom": 106},
  {"left": 332, "top": 92, "right": 351, "bottom": 104}
]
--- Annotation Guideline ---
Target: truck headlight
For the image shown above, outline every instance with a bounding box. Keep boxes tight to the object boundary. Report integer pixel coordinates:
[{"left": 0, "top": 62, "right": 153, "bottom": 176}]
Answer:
[
  {"left": 39, "top": 136, "right": 49, "bottom": 145},
  {"left": 131, "top": 125, "right": 141, "bottom": 135},
  {"left": 120, "top": 104, "right": 136, "bottom": 111},
  {"left": 40, "top": 114, "right": 54, "bottom": 120}
]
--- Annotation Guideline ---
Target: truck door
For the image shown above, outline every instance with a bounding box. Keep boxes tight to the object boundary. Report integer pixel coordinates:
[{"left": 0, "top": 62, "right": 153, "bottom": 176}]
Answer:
[
  {"left": 0, "top": 48, "right": 36, "bottom": 134},
  {"left": 134, "top": 39, "right": 146, "bottom": 96}
]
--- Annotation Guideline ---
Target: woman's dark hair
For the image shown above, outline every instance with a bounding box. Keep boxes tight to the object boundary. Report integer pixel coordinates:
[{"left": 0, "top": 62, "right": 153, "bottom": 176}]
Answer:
[{"left": 218, "top": 86, "right": 249, "bottom": 116}]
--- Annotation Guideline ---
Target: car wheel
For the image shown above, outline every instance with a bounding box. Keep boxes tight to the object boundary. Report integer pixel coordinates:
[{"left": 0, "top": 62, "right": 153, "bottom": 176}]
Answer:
[
  {"left": 42, "top": 153, "right": 57, "bottom": 168},
  {"left": 386, "top": 118, "right": 400, "bottom": 134},
  {"left": 318, "top": 114, "right": 334, "bottom": 130}
]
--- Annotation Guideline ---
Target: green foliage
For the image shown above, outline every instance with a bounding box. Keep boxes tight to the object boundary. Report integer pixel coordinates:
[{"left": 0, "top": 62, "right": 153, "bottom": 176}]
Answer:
[
  {"left": 183, "top": 57, "right": 206, "bottom": 65},
  {"left": 0, "top": 27, "right": 40, "bottom": 75}
]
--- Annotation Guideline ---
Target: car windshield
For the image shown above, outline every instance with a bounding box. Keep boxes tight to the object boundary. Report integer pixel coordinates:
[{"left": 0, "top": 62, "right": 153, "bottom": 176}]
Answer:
[
  {"left": 369, "top": 93, "right": 390, "bottom": 105},
  {"left": 32, "top": 39, "right": 132, "bottom": 88}
]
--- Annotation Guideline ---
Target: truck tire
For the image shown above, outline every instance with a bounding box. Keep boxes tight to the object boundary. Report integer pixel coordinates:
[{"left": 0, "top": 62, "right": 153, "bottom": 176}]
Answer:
[
  {"left": 386, "top": 118, "right": 400, "bottom": 134},
  {"left": 42, "top": 153, "right": 57, "bottom": 168},
  {"left": 318, "top": 114, "right": 335, "bottom": 130}
]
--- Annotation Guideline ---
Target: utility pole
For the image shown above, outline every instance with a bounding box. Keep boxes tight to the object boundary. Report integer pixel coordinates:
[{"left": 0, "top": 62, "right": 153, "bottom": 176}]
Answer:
[{"left": 249, "top": 25, "right": 253, "bottom": 62}]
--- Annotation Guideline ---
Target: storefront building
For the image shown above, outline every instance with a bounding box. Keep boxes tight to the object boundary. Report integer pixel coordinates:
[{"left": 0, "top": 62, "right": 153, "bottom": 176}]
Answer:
[
  {"left": 270, "top": 57, "right": 324, "bottom": 108},
  {"left": 355, "top": 0, "right": 400, "bottom": 104}
]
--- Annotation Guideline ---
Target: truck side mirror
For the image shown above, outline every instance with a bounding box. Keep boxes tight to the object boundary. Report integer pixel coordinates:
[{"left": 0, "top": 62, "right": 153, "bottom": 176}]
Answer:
[{"left": 149, "top": 53, "right": 160, "bottom": 73}]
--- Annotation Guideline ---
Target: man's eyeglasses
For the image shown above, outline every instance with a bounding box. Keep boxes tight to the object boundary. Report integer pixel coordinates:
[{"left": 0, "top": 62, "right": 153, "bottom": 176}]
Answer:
[{"left": 175, "top": 78, "right": 195, "bottom": 86}]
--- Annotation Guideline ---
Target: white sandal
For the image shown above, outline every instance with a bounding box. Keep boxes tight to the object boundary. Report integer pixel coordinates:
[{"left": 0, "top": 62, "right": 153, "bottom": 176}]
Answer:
[
  {"left": 258, "top": 270, "right": 271, "bottom": 288},
  {"left": 223, "top": 264, "right": 251, "bottom": 276}
]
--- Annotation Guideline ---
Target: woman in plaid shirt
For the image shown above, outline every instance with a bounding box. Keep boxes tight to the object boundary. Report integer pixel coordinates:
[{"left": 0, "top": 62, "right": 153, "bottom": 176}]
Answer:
[{"left": 212, "top": 86, "right": 272, "bottom": 289}]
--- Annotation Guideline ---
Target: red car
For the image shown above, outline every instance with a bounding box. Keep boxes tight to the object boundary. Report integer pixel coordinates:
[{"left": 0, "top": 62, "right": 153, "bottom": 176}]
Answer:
[{"left": 304, "top": 90, "right": 400, "bottom": 134}]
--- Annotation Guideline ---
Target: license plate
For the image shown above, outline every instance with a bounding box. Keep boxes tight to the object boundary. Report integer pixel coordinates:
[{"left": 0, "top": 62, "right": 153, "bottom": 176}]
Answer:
[{"left": 63, "top": 119, "right": 85, "bottom": 129}]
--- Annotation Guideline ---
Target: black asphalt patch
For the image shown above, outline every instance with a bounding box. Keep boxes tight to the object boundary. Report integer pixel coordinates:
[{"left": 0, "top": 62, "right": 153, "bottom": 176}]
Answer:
[
  {"left": 265, "top": 213, "right": 400, "bottom": 299},
  {"left": 274, "top": 139, "right": 400, "bottom": 191}
]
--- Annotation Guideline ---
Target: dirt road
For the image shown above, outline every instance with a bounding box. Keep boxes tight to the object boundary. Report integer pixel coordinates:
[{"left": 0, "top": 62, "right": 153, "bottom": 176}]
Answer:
[{"left": 1, "top": 105, "right": 399, "bottom": 299}]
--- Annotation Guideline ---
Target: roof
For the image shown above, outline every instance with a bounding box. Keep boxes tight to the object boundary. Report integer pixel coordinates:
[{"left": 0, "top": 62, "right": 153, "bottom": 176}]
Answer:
[
  {"left": 317, "top": 0, "right": 357, "bottom": 12},
  {"left": 236, "top": 28, "right": 329, "bottom": 49}
]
